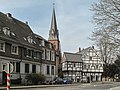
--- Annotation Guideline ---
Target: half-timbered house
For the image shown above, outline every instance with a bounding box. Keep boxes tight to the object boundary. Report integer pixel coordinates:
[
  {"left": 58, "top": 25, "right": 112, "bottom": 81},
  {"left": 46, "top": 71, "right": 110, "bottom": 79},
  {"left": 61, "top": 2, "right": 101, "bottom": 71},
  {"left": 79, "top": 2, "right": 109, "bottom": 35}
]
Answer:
[
  {"left": 62, "top": 52, "right": 83, "bottom": 82},
  {"left": 62, "top": 46, "right": 103, "bottom": 83},
  {"left": 79, "top": 46, "right": 103, "bottom": 83}
]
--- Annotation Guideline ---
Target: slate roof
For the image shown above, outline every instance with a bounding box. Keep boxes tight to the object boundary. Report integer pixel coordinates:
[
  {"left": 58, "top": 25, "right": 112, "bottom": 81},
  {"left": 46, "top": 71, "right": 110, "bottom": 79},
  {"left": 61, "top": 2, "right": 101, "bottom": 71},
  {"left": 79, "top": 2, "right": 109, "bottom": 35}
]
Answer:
[
  {"left": 63, "top": 52, "right": 82, "bottom": 62},
  {"left": 0, "top": 12, "right": 41, "bottom": 50}
]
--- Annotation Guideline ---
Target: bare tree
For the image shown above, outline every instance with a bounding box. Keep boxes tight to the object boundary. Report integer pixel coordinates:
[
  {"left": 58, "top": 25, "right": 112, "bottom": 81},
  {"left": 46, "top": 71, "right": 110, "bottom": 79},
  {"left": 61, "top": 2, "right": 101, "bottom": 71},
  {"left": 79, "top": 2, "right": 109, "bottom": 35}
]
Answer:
[{"left": 90, "top": 0, "right": 120, "bottom": 64}]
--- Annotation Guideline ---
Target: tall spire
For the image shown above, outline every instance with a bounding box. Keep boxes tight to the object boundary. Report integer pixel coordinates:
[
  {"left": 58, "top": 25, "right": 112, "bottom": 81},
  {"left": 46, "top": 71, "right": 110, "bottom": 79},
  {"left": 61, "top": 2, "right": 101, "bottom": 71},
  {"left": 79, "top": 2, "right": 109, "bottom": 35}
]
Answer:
[{"left": 48, "top": 3, "right": 59, "bottom": 40}]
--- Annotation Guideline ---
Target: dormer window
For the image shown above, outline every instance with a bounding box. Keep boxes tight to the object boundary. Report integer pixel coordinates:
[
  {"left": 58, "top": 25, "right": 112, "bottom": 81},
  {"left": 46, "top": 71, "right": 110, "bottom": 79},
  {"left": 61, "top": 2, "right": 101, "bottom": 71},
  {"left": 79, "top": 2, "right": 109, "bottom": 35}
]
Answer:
[
  {"left": 27, "top": 36, "right": 36, "bottom": 44},
  {"left": 42, "top": 40, "right": 45, "bottom": 46},
  {"left": 23, "top": 37, "right": 27, "bottom": 41},
  {"left": 27, "top": 36, "right": 33, "bottom": 43},
  {"left": 3, "top": 27, "right": 10, "bottom": 36},
  {"left": 11, "top": 45, "right": 18, "bottom": 55},
  {"left": 0, "top": 41, "right": 5, "bottom": 52},
  {"left": 11, "top": 32, "right": 16, "bottom": 36}
]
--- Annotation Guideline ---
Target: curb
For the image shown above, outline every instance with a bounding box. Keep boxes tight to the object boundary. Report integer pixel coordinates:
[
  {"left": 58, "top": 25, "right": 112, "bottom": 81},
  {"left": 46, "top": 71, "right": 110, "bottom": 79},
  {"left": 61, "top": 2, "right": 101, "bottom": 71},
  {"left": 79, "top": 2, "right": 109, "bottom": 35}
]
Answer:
[{"left": 0, "top": 83, "right": 81, "bottom": 90}]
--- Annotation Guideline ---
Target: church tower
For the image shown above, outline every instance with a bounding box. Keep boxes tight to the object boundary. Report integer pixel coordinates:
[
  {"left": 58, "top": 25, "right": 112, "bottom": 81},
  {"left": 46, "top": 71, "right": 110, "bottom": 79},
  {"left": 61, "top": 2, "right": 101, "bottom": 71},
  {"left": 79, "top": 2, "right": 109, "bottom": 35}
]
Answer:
[{"left": 48, "top": 4, "right": 61, "bottom": 76}]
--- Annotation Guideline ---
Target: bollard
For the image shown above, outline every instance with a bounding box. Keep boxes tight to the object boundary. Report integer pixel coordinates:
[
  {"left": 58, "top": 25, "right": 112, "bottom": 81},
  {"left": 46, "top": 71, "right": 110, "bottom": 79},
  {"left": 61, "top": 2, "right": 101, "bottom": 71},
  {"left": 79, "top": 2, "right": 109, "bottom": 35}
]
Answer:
[{"left": 7, "top": 63, "right": 10, "bottom": 90}]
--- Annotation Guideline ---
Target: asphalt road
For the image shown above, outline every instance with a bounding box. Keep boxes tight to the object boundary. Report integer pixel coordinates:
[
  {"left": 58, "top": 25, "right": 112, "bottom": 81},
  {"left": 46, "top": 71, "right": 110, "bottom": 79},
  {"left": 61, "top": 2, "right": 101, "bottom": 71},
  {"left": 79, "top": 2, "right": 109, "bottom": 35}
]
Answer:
[{"left": 10, "top": 82, "right": 120, "bottom": 90}]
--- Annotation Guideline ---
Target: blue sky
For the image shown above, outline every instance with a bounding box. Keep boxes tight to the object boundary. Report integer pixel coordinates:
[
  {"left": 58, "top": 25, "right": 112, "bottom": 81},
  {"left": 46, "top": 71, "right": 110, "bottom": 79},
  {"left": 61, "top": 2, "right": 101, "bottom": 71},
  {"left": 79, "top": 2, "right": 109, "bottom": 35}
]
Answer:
[{"left": 0, "top": 0, "right": 97, "bottom": 52}]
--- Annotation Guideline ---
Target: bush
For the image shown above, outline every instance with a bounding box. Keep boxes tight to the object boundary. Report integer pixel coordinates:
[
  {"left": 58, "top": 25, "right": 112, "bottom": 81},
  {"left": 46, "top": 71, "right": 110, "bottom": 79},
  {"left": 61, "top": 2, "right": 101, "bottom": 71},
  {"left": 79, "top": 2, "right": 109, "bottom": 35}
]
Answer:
[{"left": 25, "top": 73, "right": 46, "bottom": 85}]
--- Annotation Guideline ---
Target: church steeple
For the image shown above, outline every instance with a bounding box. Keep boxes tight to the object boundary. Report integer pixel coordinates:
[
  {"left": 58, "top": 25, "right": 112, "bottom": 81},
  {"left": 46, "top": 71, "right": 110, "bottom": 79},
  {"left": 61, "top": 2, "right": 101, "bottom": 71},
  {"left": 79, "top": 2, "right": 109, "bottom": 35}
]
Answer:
[
  {"left": 48, "top": 3, "right": 61, "bottom": 76},
  {"left": 48, "top": 4, "right": 59, "bottom": 40}
]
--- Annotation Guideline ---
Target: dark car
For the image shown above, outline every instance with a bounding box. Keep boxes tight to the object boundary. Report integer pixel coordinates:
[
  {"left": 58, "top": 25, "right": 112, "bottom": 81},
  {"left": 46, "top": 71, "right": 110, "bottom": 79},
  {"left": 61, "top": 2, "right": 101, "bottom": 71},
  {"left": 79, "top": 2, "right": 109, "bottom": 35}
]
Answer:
[
  {"left": 49, "top": 77, "right": 63, "bottom": 84},
  {"left": 63, "top": 78, "right": 73, "bottom": 84}
]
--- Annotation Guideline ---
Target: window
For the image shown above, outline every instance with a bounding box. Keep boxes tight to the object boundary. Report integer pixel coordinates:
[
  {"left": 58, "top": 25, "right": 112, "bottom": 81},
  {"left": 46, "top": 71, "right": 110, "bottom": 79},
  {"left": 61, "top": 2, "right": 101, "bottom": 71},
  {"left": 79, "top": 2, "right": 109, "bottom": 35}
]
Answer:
[
  {"left": 46, "top": 50, "right": 50, "bottom": 60},
  {"left": 89, "top": 57, "right": 92, "bottom": 60},
  {"left": 51, "top": 51, "right": 55, "bottom": 61},
  {"left": 3, "top": 27, "right": 10, "bottom": 36},
  {"left": 32, "top": 65, "right": 36, "bottom": 73},
  {"left": 74, "top": 63, "right": 76, "bottom": 67},
  {"left": 11, "top": 45, "right": 18, "bottom": 55},
  {"left": 84, "top": 65, "right": 86, "bottom": 69},
  {"left": 27, "top": 36, "right": 33, "bottom": 43},
  {"left": 34, "top": 51, "right": 40, "bottom": 59},
  {"left": 96, "top": 65, "right": 99, "bottom": 69},
  {"left": 51, "top": 66, "right": 54, "bottom": 75},
  {"left": 47, "top": 65, "right": 50, "bottom": 75},
  {"left": 53, "top": 44, "right": 56, "bottom": 49},
  {"left": 3, "top": 65, "right": 5, "bottom": 71},
  {"left": 0, "top": 42, "right": 5, "bottom": 52},
  {"left": 42, "top": 49, "right": 45, "bottom": 59},
  {"left": 25, "top": 64, "right": 29, "bottom": 73},
  {"left": 26, "top": 49, "right": 33, "bottom": 57},
  {"left": 42, "top": 40, "right": 45, "bottom": 46},
  {"left": 16, "top": 62, "right": 20, "bottom": 73},
  {"left": 88, "top": 64, "right": 90, "bottom": 69}
]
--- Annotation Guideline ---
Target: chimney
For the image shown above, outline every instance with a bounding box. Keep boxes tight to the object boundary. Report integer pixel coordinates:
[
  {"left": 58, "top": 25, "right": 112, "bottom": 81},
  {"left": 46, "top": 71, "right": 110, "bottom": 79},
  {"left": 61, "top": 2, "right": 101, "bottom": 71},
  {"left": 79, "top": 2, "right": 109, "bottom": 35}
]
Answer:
[
  {"left": 6, "top": 13, "right": 12, "bottom": 18},
  {"left": 78, "top": 47, "right": 81, "bottom": 53}
]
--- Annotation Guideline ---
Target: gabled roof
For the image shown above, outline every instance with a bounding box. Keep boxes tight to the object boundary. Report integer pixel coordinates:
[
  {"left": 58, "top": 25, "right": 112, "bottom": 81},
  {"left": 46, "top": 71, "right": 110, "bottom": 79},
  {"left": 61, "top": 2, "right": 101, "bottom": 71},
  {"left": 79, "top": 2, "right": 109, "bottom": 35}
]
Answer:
[
  {"left": 0, "top": 12, "right": 41, "bottom": 50},
  {"left": 77, "top": 46, "right": 100, "bottom": 59},
  {"left": 63, "top": 52, "right": 82, "bottom": 62}
]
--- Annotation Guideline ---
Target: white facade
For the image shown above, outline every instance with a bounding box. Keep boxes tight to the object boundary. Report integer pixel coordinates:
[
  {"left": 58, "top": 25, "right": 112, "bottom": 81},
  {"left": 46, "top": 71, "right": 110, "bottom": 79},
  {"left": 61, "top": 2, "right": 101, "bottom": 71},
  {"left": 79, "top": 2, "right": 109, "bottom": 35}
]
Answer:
[
  {"left": 62, "top": 52, "right": 83, "bottom": 82},
  {"left": 62, "top": 47, "right": 104, "bottom": 83},
  {"left": 81, "top": 46, "right": 103, "bottom": 82}
]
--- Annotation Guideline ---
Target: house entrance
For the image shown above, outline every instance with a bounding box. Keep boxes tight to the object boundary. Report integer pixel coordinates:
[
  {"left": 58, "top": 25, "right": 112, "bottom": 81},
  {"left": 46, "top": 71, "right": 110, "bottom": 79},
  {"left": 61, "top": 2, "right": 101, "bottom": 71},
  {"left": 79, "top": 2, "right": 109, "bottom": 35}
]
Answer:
[{"left": 87, "top": 77, "right": 90, "bottom": 83}]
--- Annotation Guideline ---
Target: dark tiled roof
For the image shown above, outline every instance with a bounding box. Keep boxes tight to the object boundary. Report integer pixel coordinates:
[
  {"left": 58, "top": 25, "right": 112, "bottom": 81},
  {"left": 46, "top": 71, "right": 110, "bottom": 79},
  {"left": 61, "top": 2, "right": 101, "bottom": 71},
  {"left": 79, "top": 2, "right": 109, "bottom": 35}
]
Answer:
[
  {"left": 34, "top": 33, "right": 48, "bottom": 42},
  {"left": 0, "top": 12, "right": 41, "bottom": 50},
  {"left": 64, "top": 52, "right": 82, "bottom": 62}
]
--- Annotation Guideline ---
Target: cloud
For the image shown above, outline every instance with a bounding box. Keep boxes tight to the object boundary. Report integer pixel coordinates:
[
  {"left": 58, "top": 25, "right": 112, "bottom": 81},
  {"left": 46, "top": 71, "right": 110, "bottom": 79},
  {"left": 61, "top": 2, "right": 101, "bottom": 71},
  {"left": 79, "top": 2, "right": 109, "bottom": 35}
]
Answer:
[{"left": 0, "top": 0, "right": 96, "bottom": 52}]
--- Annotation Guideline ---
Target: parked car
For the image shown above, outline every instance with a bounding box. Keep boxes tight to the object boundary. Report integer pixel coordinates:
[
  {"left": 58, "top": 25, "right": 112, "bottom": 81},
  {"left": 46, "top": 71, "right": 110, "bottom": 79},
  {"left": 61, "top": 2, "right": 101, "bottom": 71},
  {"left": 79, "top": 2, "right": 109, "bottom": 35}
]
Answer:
[
  {"left": 49, "top": 77, "right": 63, "bottom": 84},
  {"left": 63, "top": 78, "right": 73, "bottom": 84}
]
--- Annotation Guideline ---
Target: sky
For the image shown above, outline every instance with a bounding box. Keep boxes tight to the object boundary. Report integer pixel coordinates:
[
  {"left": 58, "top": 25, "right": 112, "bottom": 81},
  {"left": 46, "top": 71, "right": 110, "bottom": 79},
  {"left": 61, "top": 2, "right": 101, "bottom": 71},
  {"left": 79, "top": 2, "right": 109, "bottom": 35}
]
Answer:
[{"left": 0, "top": 0, "right": 97, "bottom": 53}]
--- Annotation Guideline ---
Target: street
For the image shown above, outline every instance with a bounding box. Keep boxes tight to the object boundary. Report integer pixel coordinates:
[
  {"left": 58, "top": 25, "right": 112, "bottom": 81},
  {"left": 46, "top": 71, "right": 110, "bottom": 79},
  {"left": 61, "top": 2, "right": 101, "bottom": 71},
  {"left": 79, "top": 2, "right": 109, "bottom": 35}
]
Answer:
[{"left": 10, "top": 82, "right": 120, "bottom": 90}]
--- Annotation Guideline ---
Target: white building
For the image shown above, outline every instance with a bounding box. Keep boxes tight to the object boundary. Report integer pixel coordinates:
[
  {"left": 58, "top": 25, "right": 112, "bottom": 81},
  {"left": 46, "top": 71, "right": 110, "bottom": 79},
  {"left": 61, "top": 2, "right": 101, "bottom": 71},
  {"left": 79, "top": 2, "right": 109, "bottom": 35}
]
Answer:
[
  {"left": 62, "top": 46, "right": 103, "bottom": 83},
  {"left": 80, "top": 46, "right": 103, "bottom": 82},
  {"left": 62, "top": 52, "right": 82, "bottom": 82}
]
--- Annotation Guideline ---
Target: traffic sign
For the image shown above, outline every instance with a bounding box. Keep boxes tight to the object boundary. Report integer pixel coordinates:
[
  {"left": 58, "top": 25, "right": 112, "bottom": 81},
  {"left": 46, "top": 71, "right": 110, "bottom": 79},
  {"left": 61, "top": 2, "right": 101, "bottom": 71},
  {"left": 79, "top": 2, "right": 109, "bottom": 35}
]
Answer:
[
  {"left": 9, "top": 63, "right": 14, "bottom": 73},
  {"left": 3, "top": 63, "right": 14, "bottom": 73}
]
